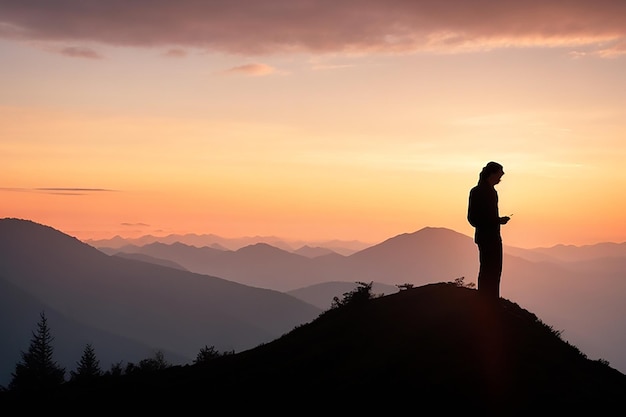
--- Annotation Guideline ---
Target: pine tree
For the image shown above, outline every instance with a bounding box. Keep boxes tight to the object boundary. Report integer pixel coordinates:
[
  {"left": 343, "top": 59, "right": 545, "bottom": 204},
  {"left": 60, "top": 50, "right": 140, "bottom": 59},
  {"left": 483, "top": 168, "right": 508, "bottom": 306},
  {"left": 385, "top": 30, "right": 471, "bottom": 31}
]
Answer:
[
  {"left": 8, "top": 311, "right": 65, "bottom": 394},
  {"left": 70, "top": 343, "right": 102, "bottom": 382}
]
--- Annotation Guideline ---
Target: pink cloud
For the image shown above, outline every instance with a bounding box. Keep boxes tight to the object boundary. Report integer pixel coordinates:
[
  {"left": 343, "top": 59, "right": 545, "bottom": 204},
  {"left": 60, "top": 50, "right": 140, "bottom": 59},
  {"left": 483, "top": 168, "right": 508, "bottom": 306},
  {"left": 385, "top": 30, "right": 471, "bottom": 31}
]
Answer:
[
  {"left": 595, "top": 39, "right": 626, "bottom": 58},
  {"left": 163, "top": 48, "right": 187, "bottom": 58},
  {"left": 0, "top": 1, "right": 625, "bottom": 55},
  {"left": 224, "top": 63, "right": 275, "bottom": 76},
  {"left": 58, "top": 46, "right": 102, "bottom": 59}
]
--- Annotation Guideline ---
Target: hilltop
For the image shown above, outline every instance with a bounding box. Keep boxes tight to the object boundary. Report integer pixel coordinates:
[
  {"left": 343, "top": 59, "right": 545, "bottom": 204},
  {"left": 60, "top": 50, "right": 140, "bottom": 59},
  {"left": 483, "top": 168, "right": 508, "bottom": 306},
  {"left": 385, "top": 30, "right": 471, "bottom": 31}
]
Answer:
[{"left": 6, "top": 282, "right": 624, "bottom": 413}]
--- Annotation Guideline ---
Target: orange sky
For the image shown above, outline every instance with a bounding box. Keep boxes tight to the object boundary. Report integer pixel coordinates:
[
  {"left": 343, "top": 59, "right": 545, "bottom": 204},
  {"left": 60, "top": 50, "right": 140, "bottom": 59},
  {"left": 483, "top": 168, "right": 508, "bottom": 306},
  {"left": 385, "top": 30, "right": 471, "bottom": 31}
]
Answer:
[{"left": 1, "top": 1, "right": 626, "bottom": 248}]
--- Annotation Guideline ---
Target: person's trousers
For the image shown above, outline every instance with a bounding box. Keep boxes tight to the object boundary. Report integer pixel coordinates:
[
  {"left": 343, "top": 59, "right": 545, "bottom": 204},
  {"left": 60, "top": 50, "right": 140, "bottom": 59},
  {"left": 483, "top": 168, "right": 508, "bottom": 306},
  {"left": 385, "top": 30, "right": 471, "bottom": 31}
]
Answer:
[{"left": 477, "top": 238, "right": 503, "bottom": 299}]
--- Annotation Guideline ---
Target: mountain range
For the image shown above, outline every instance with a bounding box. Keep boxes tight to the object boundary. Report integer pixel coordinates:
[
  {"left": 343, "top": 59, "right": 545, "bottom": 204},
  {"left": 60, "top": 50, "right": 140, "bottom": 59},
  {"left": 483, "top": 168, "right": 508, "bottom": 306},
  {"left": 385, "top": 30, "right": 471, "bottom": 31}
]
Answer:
[
  {"left": 86, "top": 233, "right": 370, "bottom": 256},
  {"left": 97, "top": 226, "right": 626, "bottom": 376},
  {"left": 1, "top": 217, "right": 625, "bottom": 390}
]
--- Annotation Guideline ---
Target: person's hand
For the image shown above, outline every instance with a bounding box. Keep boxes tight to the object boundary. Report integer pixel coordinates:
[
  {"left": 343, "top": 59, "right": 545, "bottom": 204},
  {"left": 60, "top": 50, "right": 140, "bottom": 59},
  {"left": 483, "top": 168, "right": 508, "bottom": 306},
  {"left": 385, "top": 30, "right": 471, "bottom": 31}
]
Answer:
[{"left": 500, "top": 216, "right": 510, "bottom": 224}]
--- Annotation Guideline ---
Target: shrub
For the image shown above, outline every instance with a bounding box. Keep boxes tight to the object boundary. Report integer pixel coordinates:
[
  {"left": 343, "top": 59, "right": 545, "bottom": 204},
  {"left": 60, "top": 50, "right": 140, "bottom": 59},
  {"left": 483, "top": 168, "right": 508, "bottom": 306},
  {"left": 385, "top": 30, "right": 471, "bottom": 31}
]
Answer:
[{"left": 331, "top": 281, "right": 375, "bottom": 309}]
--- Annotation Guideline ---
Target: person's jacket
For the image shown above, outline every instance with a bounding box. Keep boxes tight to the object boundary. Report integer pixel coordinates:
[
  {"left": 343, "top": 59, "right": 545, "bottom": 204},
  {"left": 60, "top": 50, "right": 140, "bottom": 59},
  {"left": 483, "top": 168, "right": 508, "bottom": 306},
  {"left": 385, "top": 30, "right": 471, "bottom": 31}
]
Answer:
[{"left": 467, "top": 180, "right": 501, "bottom": 243}]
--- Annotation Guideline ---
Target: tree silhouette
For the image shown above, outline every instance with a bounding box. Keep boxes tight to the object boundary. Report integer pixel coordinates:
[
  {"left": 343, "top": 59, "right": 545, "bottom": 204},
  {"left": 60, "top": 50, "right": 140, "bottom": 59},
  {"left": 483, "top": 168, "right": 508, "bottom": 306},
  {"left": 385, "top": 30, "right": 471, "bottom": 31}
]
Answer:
[
  {"left": 195, "top": 345, "right": 221, "bottom": 364},
  {"left": 450, "top": 276, "right": 475, "bottom": 289},
  {"left": 104, "top": 361, "right": 124, "bottom": 377},
  {"left": 70, "top": 343, "right": 102, "bottom": 382},
  {"left": 131, "top": 350, "right": 170, "bottom": 373},
  {"left": 330, "top": 281, "right": 375, "bottom": 309},
  {"left": 194, "top": 345, "right": 234, "bottom": 364},
  {"left": 9, "top": 311, "right": 65, "bottom": 394},
  {"left": 396, "top": 283, "right": 414, "bottom": 290}
]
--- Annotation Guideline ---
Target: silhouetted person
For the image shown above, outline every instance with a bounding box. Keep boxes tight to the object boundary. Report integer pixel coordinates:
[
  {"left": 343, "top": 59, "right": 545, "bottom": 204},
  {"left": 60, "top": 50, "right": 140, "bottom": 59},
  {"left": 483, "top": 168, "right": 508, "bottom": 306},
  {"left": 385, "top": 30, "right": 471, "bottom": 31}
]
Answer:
[{"left": 467, "top": 161, "right": 511, "bottom": 299}]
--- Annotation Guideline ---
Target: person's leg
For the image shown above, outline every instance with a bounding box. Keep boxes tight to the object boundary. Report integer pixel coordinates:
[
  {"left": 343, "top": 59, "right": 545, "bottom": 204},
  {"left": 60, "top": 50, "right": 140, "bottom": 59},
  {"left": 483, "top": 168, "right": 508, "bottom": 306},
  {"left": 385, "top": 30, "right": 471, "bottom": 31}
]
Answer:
[
  {"left": 492, "top": 239, "right": 503, "bottom": 297},
  {"left": 477, "top": 239, "right": 503, "bottom": 298}
]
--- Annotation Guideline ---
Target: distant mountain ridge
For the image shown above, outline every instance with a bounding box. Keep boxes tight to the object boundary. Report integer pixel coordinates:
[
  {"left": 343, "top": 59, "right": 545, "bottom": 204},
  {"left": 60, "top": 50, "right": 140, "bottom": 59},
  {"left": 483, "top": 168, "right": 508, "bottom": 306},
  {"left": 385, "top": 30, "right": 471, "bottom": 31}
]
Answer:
[
  {"left": 100, "top": 227, "right": 478, "bottom": 291},
  {"left": 88, "top": 228, "right": 626, "bottom": 261},
  {"left": 86, "top": 233, "right": 371, "bottom": 256}
]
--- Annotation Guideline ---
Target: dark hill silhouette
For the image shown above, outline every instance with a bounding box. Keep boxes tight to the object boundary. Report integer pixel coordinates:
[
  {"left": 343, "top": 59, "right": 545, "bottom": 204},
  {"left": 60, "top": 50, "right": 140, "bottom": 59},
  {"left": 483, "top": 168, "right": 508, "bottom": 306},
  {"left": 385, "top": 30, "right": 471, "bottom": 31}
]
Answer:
[{"left": 7, "top": 283, "right": 624, "bottom": 413}]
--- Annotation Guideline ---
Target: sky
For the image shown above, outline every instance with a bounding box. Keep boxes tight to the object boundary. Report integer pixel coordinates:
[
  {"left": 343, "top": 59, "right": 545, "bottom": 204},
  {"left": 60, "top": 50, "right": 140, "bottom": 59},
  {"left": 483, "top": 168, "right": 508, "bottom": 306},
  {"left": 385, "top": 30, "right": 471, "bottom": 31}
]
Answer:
[{"left": 1, "top": 0, "right": 626, "bottom": 249}]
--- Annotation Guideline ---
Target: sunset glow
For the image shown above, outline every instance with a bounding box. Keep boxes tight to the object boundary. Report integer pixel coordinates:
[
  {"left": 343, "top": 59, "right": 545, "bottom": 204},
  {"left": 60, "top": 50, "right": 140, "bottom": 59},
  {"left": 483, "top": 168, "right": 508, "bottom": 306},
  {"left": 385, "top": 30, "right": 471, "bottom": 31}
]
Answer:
[{"left": 1, "top": 1, "right": 626, "bottom": 248}]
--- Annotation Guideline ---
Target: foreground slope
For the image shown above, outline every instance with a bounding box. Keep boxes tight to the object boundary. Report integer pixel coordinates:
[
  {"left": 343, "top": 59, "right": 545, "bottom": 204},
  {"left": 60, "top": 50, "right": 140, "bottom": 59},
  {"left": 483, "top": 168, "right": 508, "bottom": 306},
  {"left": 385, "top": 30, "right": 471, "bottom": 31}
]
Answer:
[{"left": 24, "top": 283, "right": 625, "bottom": 413}]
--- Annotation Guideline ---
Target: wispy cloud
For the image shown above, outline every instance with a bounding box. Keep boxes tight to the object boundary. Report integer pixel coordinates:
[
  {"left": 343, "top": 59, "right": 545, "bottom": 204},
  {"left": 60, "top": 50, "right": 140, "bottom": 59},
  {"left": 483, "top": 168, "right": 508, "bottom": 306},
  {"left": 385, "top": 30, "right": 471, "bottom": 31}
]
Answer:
[
  {"left": 0, "top": 187, "right": 117, "bottom": 196},
  {"left": 0, "top": 1, "right": 624, "bottom": 56},
  {"left": 58, "top": 46, "right": 103, "bottom": 59},
  {"left": 120, "top": 222, "right": 150, "bottom": 227},
  {"left": 223, "top": 63, "right": 276, "bottom": 76},
  {"left": 595, "top": 39, "right": 626, "bottom": 58},
  {"left": 311, "top": 63, "right": 354, "bottom": 71},
  {"left": 163, "top": 48, "right": 187, "bottom": 58}
]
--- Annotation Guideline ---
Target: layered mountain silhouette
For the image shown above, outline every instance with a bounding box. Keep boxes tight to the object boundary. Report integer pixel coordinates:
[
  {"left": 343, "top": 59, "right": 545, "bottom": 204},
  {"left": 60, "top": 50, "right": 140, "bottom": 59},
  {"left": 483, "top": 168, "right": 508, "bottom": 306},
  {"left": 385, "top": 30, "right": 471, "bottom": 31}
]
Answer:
[
  {"left": 3, "top": 283, "right": 624, "bottom": 413},
  {"left": 101, "top": 227, "right": 626, "bottom": 376},
  {"left": 2, "top": 216, "right": 626, "bottom": 395},
  {"left": 99, "top": 227, "right": 478, "bottom": 291},
  {"left": 88, "top": 233, "right": 370, "bottom": 255},
  {"left": 0, "top": 218, "right": 321, "bottom": 387}
]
